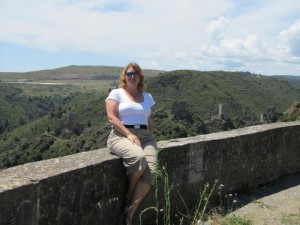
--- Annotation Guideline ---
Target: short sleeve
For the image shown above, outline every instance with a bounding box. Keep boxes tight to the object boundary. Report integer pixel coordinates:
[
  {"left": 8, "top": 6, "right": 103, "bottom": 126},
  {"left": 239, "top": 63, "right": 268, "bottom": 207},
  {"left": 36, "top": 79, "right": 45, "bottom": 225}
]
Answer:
[
  {"left": 106, "top": 89, "right": 121, "bottom": 103},
  {"left": 146, "top": 93, "right": 155, "bottom": 107}
]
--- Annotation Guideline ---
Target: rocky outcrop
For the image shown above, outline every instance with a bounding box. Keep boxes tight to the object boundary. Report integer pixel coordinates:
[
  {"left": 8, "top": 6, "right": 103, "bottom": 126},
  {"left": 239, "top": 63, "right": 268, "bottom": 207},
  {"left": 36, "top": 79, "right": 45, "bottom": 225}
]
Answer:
[
  {"left": 171, "top": 100, "right": 194, "bottom": 123},
  {"left": 285, "top": 101, "right": 300, "bottom": 116},
  {"left": 55, "top": 113, "right": 84, "bottom": 136}
]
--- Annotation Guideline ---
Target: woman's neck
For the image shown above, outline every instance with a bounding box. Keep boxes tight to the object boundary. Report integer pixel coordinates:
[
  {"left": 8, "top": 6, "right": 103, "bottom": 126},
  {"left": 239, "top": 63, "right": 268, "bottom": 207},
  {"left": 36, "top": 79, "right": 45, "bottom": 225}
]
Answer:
[
  {"left": 125, "top": 86, "right": 140, "bottom": 95},
  {"left": 124, "top": 86, "right": 143, "bottom": 102}
]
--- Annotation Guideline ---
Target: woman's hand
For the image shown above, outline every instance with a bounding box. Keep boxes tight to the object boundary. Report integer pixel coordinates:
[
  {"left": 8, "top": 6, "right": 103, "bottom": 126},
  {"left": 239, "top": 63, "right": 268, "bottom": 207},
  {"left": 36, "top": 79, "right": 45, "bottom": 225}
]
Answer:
[{"left": 127, "top": 133, "right": 141, "bottom": 147}]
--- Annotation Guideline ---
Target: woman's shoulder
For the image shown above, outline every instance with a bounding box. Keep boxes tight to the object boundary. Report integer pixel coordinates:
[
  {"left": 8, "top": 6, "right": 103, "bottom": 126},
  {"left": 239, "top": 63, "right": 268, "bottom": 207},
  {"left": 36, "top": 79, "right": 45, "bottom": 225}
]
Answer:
[
  {"left": 110, "top": 88, "right": 123, "bottom": 92},
  {"left": 143, "top": 91, "right": 153, "bottom": 97},
  {"left": 143, "top": 92, "right": 155, "bottom": 103},
  {"left": 107, "top": 88, "right": 125, "bottom": 101},
  {"left": 109, "top": 88, "right": 125, "bottom": 95}
]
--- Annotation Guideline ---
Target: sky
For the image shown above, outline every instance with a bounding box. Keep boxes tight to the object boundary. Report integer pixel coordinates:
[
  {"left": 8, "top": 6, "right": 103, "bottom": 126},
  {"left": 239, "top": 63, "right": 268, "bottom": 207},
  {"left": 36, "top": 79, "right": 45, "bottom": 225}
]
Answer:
[{"left": 0, "top": 0, "right": 300, "bottom": 75}]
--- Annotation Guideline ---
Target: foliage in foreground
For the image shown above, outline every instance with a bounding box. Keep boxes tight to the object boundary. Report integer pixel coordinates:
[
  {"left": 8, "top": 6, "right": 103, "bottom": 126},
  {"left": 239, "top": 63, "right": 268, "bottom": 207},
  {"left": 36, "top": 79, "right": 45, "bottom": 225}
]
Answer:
[
  {"left": 279, "top": 113, "right": 300, "bottom": 122},
  {"left": 138, "top": 166, "right": 253, "bottom": 225},
  {"left": 221, "top": 215, "right": 253, "bottom": 225}
]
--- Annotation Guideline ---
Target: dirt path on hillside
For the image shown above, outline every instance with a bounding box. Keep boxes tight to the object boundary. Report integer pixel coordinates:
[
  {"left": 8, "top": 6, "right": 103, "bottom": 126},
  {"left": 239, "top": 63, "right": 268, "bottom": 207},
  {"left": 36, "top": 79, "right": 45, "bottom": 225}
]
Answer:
[{"left": 226, "top": 172, "right": 300, "bottom": 225}]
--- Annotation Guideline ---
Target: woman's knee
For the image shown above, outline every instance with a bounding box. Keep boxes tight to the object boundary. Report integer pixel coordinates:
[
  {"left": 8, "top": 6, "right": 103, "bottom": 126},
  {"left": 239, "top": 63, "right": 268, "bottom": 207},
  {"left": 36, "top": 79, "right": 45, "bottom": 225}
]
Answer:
[
  {"left": 125, "top": 150, "right": 147, "bottom": 174},
  {"left": 132, "top": 150, "right": 146, "bottom": 161}
]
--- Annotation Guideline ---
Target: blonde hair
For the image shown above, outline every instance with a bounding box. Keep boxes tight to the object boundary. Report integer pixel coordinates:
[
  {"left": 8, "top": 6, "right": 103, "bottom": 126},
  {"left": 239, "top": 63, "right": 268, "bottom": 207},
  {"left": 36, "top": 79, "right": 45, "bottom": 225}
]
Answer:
[{"left": 118, "top": 62, "right": 145, "bottom": 92}]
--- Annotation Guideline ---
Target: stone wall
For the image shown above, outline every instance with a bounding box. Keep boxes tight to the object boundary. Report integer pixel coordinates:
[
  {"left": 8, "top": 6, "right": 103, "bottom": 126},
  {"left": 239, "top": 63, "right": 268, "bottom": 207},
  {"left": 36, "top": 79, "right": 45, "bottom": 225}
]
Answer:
[{"left": 0, "top": 121, "right": 300, "bottom": 225}]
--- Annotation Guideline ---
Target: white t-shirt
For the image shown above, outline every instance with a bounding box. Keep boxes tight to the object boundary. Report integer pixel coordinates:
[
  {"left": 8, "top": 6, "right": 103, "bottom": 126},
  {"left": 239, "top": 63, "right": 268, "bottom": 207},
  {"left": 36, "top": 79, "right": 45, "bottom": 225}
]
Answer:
[{"left": 106, "top": 88, "right": 155, "bottom": 125}]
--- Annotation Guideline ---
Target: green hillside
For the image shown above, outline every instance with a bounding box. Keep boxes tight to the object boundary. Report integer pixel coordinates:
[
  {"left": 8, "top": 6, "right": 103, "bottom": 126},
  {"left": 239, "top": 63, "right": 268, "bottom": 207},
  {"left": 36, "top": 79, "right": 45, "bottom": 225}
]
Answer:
[
  {"left": 1, "top": 69, "right": 300, "bottom": 169},
  {"left": 0, "top": 83, "right": 94, "bottom": 134},
  {"left": 0, "top": 91, "right": 109, "bottom": 168},
  {"left": 147, "top": 70, "right": 300, "bottom": 139},
  {"left": 149, "top": 70, "right": 300, "bottom": 118},
  {"left": 271, "top": 75, "right": 300, "bottom": 90}
]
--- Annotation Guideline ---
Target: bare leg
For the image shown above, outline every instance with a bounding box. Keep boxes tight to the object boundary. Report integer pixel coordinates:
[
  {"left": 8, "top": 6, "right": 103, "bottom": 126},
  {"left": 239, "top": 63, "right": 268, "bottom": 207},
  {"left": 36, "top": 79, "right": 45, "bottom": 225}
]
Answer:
[
  {"left": 127, "top": 170, "right": 144, "bottom": 204},
  {"left": 127, "top": 180, "right": 151, "bottom": 221}
]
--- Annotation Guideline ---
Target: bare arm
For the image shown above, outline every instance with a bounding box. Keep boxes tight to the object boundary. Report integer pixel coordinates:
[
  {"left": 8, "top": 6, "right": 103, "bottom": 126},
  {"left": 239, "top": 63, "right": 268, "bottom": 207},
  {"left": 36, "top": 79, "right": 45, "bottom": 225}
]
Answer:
[{"left": 106, "top": 99, "right": 141, "bottom": 146}]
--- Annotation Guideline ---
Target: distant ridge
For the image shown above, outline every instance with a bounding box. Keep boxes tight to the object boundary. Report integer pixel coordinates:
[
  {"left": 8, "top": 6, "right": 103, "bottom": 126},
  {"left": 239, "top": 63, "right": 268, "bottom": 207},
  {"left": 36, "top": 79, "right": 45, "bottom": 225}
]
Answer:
[
  {"left": 0, "top": 65, "right": 164, "bottom": 81},
  {"left": 271, "top": 75, "right": 300, "bottom": 90}
]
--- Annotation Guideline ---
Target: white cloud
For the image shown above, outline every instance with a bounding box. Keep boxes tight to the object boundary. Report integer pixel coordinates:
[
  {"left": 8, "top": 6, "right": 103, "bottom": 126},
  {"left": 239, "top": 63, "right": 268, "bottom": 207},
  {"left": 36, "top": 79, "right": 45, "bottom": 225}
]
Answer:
[
  {"left": 206, "top": 16, "right": 229, "bottom": 36},
  {"left": 279, "top": 20, "right": 300, "bottom": 57},
  {"left": 0, "top": 0, "right": 233, "bottom": 53},
  {"left": 140, "top": 60, "right": 163, "bottom": 70},
  {"left": 0, "top": 0, "right": 300, "bottom": 75},
  {"left": 220, "top": 34, "right": 264, "bottom": 57}
]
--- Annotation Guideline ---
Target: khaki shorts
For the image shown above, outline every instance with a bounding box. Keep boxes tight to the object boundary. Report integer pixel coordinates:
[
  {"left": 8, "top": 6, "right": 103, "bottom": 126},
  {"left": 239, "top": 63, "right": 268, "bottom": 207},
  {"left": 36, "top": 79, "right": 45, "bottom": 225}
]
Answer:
[{"left": 107, "top": 128, "right": 157, "bottom": 185}]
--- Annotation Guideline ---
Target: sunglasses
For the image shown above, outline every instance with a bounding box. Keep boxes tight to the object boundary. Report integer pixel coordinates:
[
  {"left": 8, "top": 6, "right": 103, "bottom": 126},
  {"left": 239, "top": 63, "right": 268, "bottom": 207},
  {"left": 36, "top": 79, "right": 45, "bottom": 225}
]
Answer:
[{"left": 126, "top": 71, "right": 140, "bottom": 77}]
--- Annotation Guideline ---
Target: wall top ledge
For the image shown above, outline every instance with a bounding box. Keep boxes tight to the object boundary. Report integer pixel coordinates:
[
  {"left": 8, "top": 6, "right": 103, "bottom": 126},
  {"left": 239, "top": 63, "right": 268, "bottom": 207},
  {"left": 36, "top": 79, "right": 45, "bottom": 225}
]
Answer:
[
  {"left": 1, "top": 121, "right": 299, "bottom": 193},
  {"left": 0, "top": 148, "right": 117, "bottom": 193},
  {"left": 158, "top": 121, "right": 300, "bottom": 148}
]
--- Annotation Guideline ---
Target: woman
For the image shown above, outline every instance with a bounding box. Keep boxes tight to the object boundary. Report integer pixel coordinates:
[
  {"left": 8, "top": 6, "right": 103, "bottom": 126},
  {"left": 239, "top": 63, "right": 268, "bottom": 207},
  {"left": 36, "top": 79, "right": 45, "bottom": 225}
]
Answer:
[{"left": 105, "top": 62, "right": 157, "bottom": 225}]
